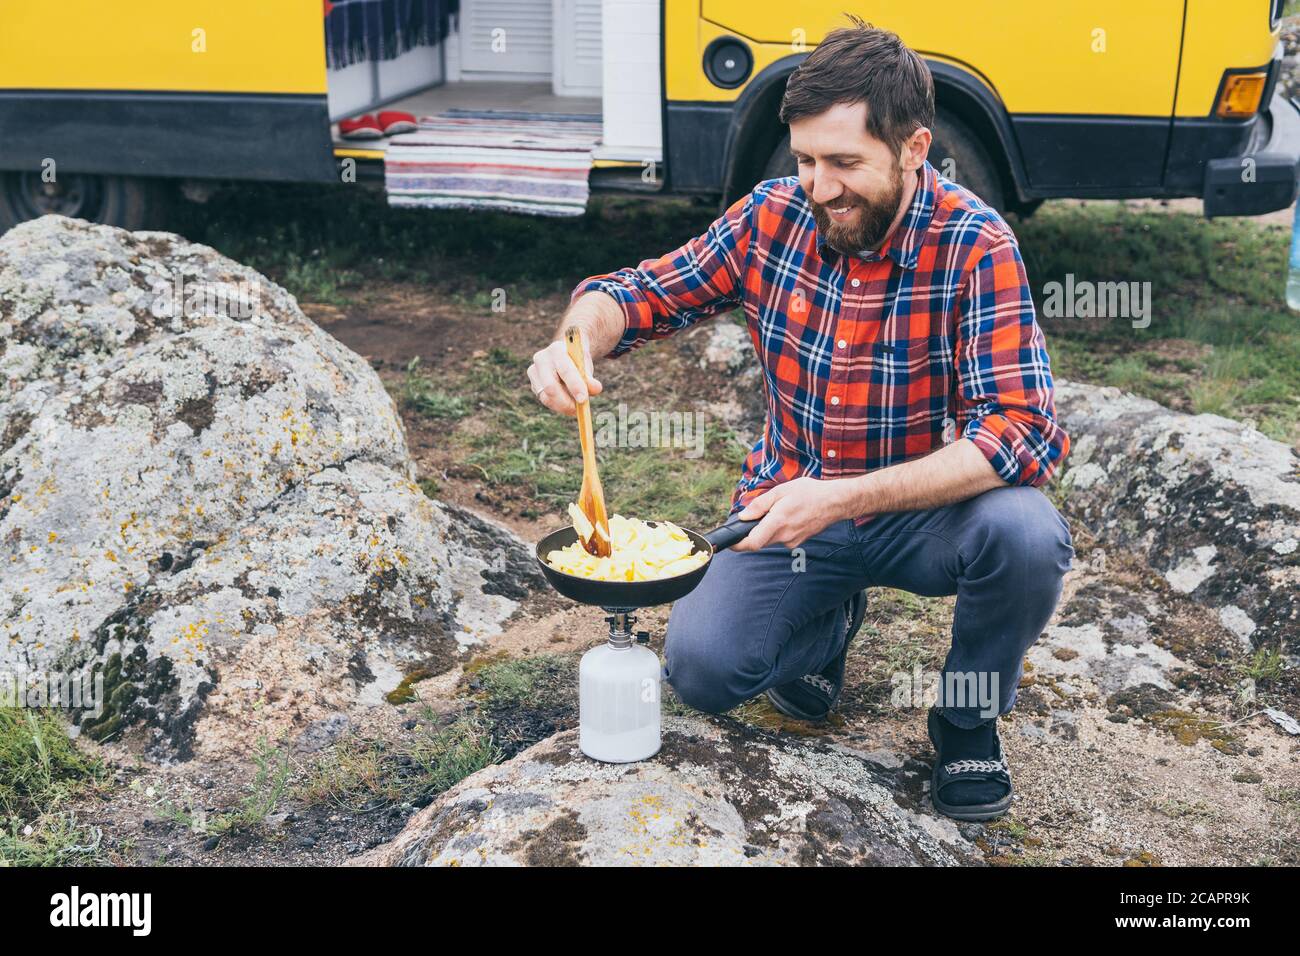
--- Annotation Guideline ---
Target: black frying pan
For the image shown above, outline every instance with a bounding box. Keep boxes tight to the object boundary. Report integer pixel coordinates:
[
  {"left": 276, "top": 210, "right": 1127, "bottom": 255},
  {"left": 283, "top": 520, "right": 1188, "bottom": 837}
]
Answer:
[{"left": 535, "top": 514, "right": 759, "bottom": 607}]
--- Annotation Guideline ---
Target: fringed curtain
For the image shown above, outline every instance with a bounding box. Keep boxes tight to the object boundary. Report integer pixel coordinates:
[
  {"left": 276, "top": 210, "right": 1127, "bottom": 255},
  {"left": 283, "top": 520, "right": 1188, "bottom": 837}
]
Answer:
[{"left": 324, "top": 0, "right": 459, "bottom": 69}]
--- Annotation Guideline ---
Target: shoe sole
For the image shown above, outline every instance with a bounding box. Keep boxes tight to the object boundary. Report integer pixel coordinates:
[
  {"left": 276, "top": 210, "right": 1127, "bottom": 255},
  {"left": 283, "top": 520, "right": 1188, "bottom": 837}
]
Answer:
[
  {"left": 763, "top": 589, "right": 868, "bottom": 722},
  {"left": 763, "top": 684, "right": 830, "bottom": 722},
  {"left": 926, "top": 716, "right": 1013, "bottom": 821},
  {"left": 930, "top": 792, "right": 1012, "bottom": 821}
]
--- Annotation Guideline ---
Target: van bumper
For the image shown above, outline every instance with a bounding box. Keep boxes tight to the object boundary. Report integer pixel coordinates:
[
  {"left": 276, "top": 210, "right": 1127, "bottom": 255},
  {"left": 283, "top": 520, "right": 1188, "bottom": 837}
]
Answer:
[
  {"left": 1203, "top": 92, "right": 1300, "bottom": 218},
  {"left": 0, "top": 90, "right": 337, "bottom": 183}
]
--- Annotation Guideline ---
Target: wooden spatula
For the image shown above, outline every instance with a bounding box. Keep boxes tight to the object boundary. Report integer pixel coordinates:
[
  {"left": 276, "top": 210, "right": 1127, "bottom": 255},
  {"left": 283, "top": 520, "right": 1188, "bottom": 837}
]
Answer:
[{"left": 564, "top": 327, "right": 611, "bottom": 557}]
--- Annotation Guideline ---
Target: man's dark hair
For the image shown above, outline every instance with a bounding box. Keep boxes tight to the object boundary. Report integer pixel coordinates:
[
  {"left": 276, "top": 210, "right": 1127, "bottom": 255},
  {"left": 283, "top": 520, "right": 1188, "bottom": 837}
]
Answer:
[{"left": 779, "top": 17, "right": 935, "bottom": 156}]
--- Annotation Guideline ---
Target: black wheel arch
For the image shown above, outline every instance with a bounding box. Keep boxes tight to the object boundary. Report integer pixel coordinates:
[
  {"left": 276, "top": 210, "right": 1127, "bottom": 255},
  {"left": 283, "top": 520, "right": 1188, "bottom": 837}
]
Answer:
[
  {"left": 719, "top": 53, "right": 806, "bottom": 207},
  {"left": 719, "top": 55, "right": 1033, "bottom": 211},
  {"left": 925, "top": 61, "right": 1033, "bottom": 211}
]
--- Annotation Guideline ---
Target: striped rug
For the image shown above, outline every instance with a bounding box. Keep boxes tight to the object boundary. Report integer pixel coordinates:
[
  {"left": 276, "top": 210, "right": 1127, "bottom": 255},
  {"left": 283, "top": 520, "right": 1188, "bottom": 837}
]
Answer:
[{"left": 384, "top": 109, "right": 602, "bottom": 217}]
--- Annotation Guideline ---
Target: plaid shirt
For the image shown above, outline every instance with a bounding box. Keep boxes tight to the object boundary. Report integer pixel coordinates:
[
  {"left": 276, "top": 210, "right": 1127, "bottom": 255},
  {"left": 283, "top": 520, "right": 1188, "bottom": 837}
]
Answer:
[{"left": 572, "top": 160, "right": 1068, "bottom": 526}]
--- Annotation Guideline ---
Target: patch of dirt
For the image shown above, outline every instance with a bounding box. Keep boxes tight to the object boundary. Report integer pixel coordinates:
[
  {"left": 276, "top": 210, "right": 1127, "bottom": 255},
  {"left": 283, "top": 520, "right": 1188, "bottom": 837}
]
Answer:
[
  {"left": 303, "top": 286, "right": 564, "bottom": 376},
  {"left": 1041, "top": 334, "right": 1219, "bottom": 416},
  {"left": 71, "top": 700, "right": 437, "bottom": 867}
]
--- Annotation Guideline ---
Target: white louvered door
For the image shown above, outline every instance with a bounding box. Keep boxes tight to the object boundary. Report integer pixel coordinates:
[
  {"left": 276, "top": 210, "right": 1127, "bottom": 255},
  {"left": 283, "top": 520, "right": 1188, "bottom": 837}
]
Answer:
[
  {"left": 460, "top": 0, "right": 554, "bottom": 76},
  {"left": 554, "top": 0, "right": 603, "bottom": 96}
]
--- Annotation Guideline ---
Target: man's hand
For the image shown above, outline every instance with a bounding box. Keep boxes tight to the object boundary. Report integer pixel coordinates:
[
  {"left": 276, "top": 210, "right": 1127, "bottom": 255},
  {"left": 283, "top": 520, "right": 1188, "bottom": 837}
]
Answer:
[
  {"left": 528, "top": 292, "right": 626, "bottom": 416},
  {"left": 730, "top": 441, "right": 1007, "bottom": 551},
  {"left": 730, "top": 477, "right": 857, "bottom": 552},
  {"left": 527, "top": 335, "right": 603, "bottom": 417}
]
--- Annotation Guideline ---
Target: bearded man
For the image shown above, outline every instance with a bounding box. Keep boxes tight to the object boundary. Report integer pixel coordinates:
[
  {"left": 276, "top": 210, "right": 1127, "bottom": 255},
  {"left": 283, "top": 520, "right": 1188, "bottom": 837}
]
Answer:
[{"left": 527, "top": 20, "right": 1073, "bottom": 821}]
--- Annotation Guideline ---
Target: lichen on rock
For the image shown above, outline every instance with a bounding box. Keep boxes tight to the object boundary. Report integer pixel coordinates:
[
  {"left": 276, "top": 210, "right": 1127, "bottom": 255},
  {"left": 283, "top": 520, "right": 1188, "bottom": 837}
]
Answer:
[
  {"left": 359, "top": 715, "right": 979, "bottom": 867},
  {"left": 0, "top": 216, "right": 542, "bottom": 760},
  {"left": 1055, "top": 383, "right": 1298, "bottom": 656}
]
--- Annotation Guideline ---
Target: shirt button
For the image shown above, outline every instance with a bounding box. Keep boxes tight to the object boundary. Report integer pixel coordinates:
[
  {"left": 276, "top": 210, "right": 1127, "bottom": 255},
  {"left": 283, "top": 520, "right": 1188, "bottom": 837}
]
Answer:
[
  {"left": 830, "top": 395, "right": 840, "bottom": 405},
  {"left": 827, "top": 449, "right": 837, "bottom": 458},
  {"left": 850, "top": 278, "right": 861, "bottom": 288},
  {"left": 837, "top": 338, "right": 847, "bottom": 349}
]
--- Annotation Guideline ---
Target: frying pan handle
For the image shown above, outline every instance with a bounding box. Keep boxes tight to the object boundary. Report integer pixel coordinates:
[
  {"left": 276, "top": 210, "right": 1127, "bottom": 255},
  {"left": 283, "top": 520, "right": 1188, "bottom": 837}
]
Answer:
[{"left": 704, "top": 515, "right": 760, "bottom": 551}]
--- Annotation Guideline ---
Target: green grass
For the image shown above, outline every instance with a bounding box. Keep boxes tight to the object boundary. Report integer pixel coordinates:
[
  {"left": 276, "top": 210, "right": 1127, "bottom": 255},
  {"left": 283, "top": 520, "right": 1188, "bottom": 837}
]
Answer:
[
  {"left": 464, "top": 653, "right": 580, "bottom": 758},
  {"left": 1020, "top": 202, "right": 1300, "bottom": 443},
  {"left": 1235, "top": 645, "right": 1287, "bottom": 685},
  {"left": 278, "top": 251, "right": 362, "bottom": 305},
  {"left": 473, "top": 655, "right": 568, "bottom": 708},
  {"left": 174, "top": 183, "right": 718, "bottom": 305},
  {"left": 0, "top": 709, "right": 106, "bottom": 865},
  {"left": 298, "top": 713, "right": 499, "bottom": 812},
  {"left": 431, "top": 347, "right": 744, "bottom": 526},
  {"left": 220, "top": 737, "right": 293, "bottom": 833},
  {"left": 1152, "top": 797, "right": 1219, "bottom": 821},
  {"left": 163, "top": 736, "right": 293, "bottom": 839},
  {"left": 297, "top": 737, "right": 392, "bottom": 810},
  {"left": 400, "top": 357, "right": 470, "bottom": 420},
  {"left": 403, "top": 717, "right": 502, "bottom": 797}
]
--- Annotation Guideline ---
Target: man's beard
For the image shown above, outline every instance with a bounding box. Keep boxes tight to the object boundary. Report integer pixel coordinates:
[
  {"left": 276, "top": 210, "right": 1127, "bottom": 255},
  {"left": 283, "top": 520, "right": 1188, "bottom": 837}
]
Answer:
[{"left": 811, "top": 165, "right": 906, "bottom": 256}]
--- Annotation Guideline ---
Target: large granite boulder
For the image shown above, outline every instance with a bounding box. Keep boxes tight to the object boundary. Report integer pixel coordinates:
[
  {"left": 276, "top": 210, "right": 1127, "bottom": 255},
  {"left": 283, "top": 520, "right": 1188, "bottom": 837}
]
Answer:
[
  {"left": 1055, "top": 383, "right": 1298, "bottom": 655},
  {"left": 0, "top": 216, "right": 543, "bottom": 760},
  {"left": 360, "top": 714, "right": 979, "bottom": 866}
]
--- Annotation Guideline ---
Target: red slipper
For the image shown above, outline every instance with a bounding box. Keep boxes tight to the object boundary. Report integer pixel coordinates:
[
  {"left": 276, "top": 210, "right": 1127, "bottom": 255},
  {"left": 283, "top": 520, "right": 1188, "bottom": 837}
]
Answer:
[
  {"left": 338, "top": 114, "right": 384, "bottom": 140},
  {"left": 378, "top": 110, "right": 418, "bottom": 136}
]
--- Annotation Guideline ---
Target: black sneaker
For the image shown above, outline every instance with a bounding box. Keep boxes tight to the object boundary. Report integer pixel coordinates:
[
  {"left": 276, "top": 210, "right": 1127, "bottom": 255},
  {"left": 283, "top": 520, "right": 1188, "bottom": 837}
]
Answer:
[{"left": 765, "top": 589, "right": 867, "bottom": 722}]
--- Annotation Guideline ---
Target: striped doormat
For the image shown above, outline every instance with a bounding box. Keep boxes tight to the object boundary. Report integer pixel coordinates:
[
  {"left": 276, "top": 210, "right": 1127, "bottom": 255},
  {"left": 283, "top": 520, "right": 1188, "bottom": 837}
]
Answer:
[{"left": 384, "top": 109, "right": 602, "bottom": 217}]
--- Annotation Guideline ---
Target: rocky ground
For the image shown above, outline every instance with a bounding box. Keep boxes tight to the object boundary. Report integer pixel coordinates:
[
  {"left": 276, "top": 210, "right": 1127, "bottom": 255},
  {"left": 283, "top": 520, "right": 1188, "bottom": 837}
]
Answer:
[{"left": 3, "top": 217, "right": 1297, "bottom": 867}]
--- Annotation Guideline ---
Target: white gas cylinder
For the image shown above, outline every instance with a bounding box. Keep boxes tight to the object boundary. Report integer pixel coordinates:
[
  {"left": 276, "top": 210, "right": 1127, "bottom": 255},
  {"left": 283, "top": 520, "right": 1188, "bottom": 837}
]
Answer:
[{"left": 579, "top": 639, "right": 661, "bottom": 763}]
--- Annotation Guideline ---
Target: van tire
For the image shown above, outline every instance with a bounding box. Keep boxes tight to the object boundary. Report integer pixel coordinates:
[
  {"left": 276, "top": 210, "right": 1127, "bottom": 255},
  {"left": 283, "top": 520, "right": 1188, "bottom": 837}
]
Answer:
[
  {"left": 761, "top": 135, "right": 798, "bottom": 182},
  {"left": 758, "top": 109, "right": 1007, "bottom": 213},
  {"left": 928, "top": 109, "right": 1005, "bottom": 213},
  {"left": 0, "top": 173, "right": 170, "bottom": 233}
]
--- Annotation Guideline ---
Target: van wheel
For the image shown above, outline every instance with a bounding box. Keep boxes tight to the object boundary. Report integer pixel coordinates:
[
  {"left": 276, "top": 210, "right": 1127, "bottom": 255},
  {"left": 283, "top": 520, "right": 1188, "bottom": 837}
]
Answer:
[
  {"left": 760, "top": 110, "right": 1007, "bottom": 213},
  {"left": 928, "top": 110, "right": 1005, "bottom": 213},
  {"left": 761, "top": 133, "right": 798, "bottom": 181},
  {"left": 0, "top": 173, "right": 169, "bottom": 233}
]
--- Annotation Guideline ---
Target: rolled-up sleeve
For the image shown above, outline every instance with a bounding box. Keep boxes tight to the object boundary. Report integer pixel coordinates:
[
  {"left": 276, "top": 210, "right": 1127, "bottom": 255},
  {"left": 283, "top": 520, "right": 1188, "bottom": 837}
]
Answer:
[
  {"left": 954, "top": 232, "right": 1069, "bottom": 486},
  {"left": 570, "top": 191, "right": 754, "bottom": 358}
]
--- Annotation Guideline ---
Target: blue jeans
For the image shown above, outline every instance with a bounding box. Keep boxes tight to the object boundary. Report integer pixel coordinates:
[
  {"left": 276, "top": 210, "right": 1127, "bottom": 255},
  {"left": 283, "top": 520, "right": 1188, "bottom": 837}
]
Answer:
[{"left": 664, "top": 485, "right": 1075, "bottom": 728}]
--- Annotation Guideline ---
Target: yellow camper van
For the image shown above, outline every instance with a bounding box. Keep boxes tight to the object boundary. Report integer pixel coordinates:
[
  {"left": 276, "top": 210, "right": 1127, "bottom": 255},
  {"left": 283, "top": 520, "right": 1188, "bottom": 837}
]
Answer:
[{"left": 0, "top": 0, "right": 1294, "bottom": 228}]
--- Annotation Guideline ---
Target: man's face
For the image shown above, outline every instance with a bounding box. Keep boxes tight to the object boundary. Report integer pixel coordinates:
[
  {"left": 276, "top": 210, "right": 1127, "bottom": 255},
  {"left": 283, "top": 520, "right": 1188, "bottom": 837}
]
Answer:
[{"left": 788, "top": 102, "right": 908, "bottom": 255}]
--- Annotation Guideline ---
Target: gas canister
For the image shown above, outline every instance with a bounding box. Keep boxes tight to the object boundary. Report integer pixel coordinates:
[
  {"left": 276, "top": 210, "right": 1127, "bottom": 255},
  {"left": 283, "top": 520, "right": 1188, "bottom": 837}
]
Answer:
[{"left": 578, "top": 613, "right": 660, "bottom": 762}]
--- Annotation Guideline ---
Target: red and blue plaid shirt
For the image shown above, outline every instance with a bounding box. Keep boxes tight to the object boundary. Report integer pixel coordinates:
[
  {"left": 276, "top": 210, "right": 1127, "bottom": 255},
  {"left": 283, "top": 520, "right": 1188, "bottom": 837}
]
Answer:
[{"left": 573, "top": 161, "right": 1069, "bottom": 526}]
